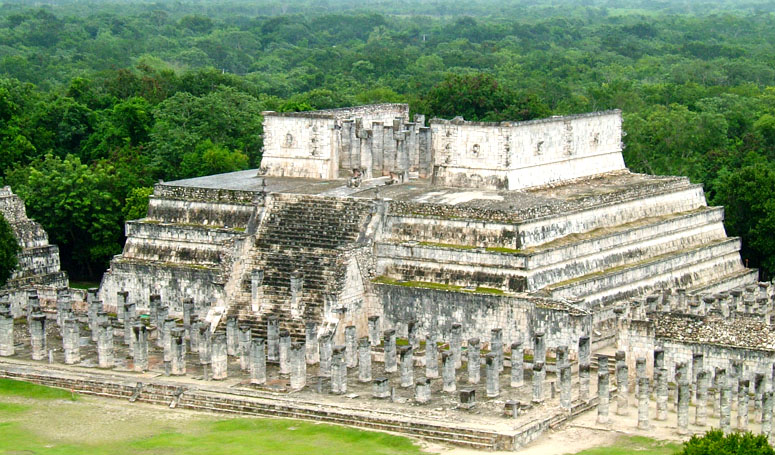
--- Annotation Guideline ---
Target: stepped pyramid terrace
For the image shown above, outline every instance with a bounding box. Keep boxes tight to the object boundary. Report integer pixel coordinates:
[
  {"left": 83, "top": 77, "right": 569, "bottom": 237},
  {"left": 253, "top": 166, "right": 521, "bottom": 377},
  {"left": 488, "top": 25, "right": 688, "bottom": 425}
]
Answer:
[
  {"left": 99, "top": 103, "right": 757, "bottom": 349},
  {"left": 3, "top": 103, "right": 774, "bottom": 451}
]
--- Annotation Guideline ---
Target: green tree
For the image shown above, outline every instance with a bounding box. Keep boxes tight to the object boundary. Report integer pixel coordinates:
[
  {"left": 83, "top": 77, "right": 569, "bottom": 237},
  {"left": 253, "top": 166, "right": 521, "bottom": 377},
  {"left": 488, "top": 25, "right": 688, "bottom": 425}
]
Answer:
[
  {"left": 712, "top": 163, "right": 775, "bottom": 279},
  {"left": 678, "top": 429, "right": 774, "bottom": 455},
  {"left": 6, "top": 154, "right": 123, "bottom": 279},
  {"left": 0, "top": 213, "right": 19, "bottom": 287},
  {"left": 122, "top": 186, "right": 154, "bottom": 221}
]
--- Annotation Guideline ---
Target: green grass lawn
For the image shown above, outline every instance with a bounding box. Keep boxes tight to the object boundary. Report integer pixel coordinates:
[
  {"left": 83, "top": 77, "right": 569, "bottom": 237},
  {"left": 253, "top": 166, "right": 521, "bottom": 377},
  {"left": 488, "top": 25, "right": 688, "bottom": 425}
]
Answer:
[
  {"left": 0, "top": 378, "right": 426, "bottom": 455},
  {"left": 570, "top": 436, "right": 681, "bottom": 455}
]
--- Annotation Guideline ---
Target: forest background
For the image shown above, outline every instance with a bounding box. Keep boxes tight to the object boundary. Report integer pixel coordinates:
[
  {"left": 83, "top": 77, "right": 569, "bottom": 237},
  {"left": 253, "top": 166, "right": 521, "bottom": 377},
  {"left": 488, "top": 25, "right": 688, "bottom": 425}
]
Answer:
[{"left": 1, "top": 0, "right": 775, "bottom": 282}]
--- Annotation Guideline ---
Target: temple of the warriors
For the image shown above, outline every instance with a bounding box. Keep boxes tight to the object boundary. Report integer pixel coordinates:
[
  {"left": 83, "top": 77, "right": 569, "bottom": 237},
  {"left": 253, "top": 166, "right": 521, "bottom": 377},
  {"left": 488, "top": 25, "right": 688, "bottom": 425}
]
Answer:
[
  {"left": 99, "top": 103, "right": 756, "bottom": 348},
  {"left": 2, "top": 103, "right": 774, "bottom": 451}
]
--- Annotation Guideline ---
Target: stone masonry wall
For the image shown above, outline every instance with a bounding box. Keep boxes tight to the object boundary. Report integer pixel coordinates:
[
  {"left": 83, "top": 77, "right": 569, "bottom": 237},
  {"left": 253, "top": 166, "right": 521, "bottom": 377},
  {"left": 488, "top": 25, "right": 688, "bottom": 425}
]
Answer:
[{"left": 430, "top": 110, "right": 626, "bottom": 190}]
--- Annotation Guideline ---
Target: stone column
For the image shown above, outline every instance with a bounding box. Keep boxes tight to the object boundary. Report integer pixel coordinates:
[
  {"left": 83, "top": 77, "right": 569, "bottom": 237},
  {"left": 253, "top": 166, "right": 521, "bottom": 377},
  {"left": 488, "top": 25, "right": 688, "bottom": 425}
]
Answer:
[
  {"left": 718, "top": 368, "right": 731, "bottom": 433},
  {"left": 56, "top": 288, "right": 72, "bottom": 328},
  {"left": 319, "top": 332, "right": 333, "bottom": 377},
  {"left": 442, "top": 351, "right": 456, "bottom": 393},
  {"left": 597, "top": 369, "right": 610, "bottom": 424},
  {"left": 711, "top": 367, "right": 720, "bottom": 417},
  {"left": 511, "top": 341, "right": 524, "bottom": 388},
  {"left": 696, "top": 370, "right": 709, "bottom": 427},
  {"left": 486, "top": 353, "right": 500, "bottom": 398},
  {"left": 653, "top": 349, "right": 665, "bottom": 380},
  {"left": 96, "top": 320, "right": 114, "bottom": 369},
  {"left": 373, "top": 377, "right": 390, "bottom": 398},
  {"left": 579, "top": 336, "right": 590, "bottom": 401},
  {"left": 425, "top": 333, "right": 439, "bottom": 379},
  {"left": 677, "top": 362, "right": 690, "bottom": 435},
  {"left": 534, "top": 332, "right": 546, "bottom": 364},
  {"left": 87, "top": 298, "right": 102, "bottom": 342},
  {"left": 190, "top": 317, "right": 201, "bottom": 353},
  {"left": 383, "top": 329, "right": 397, "bottom": 373},
  {"left": 211, "top": 332, "right": 228, "bottom": 380},
  {"left": 182, "top": 299, "right": 194, "bottom": 332},
  {"left": 160, "top": 318, "right": 174, "bottom": 364},
  {"left": 754, "top": 373, "right": 765, "bottom": 422},
  {"left": 267, "top": 315, "right": 279, "bottom": 361},
  {"left": 199, "top": 324, "right": 212, "bottom": 366},
  {"left": 367, "top": 315, "right": 380, "bottom": 346},
  {"left": 656, "top": 367, "right": 668, "bottom": 421},
  {"left": 730, "top": 360, "right": 742, "bottom": 410},
  {"left": 615, "top": 351, "right": 629, "bottom": 415},
  {"left": 279, "top": 329, "right": 291, "bottom": 375},
  {"left": 533, "top": 362, "right": 545, "bottom": 404},
  {"left": 635, "top": 357, "right": 647, "bottom": 397},
  {"left": 345, "top": 325, "right": 357, "bottom": 368},
  {"left": 491, "top": 328, "right": 503, "bottom": 372},
  {"left": 638, "top": 377, "right": 650, "bottom": 430},
  {"left": 0, "top": 306, "right": 14, "bottom": 357},
  {"left": 238, "top": 325, "right": 251, "bottom": 371},
  {"left": 358, "top": 337, "right": 372, "bottom": 383},
  {"left": 762, "top": 390, "right": 773, "bottom": 438},
  {"left": 62, "top": 318, "right": 80, "bottom": 365},
  {"left": 123, "top": 300, "right": 136, "bottom": 346},
  {"left": 226, "top": 316, "right": 238, "bottom": 356},
  {"left": 305, "top": 322, "right": 319, "bottom": 365},
  {"left": 116, "top": 291, "right": 128, "bottom": 321},
  {"left": 738, "top": 379, "right": 750, "bottom": 431},
  {"left": 290, "top": 341, "right": 306, "bottom": 390},
  {"left": 250, "top": 338, "right": 266, "bottom": 385},
  {"left": 559, "top": 349, "right": 571, "bottom": 411},
  {"left": 467, "top": 338, "right": 480, "bottom": 384},
  {"left": 450, "top": 323, "right": 462, "bottom": 368},
  {"left": 407, "top": 319, "right": 418, "bottom": 351},
  {"left": 415, "top": 377, "right": 431, "bottom": 404},
  {"left": 166, "top": 326, "right": 183, "bottom": 375},
  {"left": 459, "top": 388, "right": 476, "bottom": 409},
  {"left": 149, "top": 294, "right": 161, "bottom": 328},
  {"left": 250, "top": 269, "right": 263, "bottom": 312},
  {"left": 331, "top": 346, "right": 347, "bottom": 394},
  {"left": 130, "top": 323, "right": 147, "bottom": 372},
  {"left": 692, "top": 353, "right": 704, "bottom": 403},
  {"left": 399, "top": 346, "right": 414, "bottom": 388}
]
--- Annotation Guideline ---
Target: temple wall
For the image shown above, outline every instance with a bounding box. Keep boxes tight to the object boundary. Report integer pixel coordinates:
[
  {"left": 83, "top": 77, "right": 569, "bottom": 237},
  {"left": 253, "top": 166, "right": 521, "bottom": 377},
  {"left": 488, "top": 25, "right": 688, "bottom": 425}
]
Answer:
[{"left": 430, "top": 110, "right": 626, "bottom": 190}]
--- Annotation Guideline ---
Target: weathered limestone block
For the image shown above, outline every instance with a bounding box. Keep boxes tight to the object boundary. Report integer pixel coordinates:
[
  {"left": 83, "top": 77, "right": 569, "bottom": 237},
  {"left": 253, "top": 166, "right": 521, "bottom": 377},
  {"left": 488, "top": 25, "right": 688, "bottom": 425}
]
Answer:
[
  {"left": 29, "top": 313, "right": 46, "bottom": 361},
  {"left": 305, "top": 322, "right": 319, "bottom": 365},
  {"left": 279, "top": 329, "right": 291, "bottom": 375},
  {"left": 425, "top": 333, "right": 439, "bottom": 379},
  {"left": 383, "top": 329, "right": 397, "bottom": 373},
  {"left": 615, "top": 351, "right": 629, "bottom": 416},
  {"left": 368, "top": 315, "right": 380, "bottom": 346},
  {"left": 62, "top": 318, "right": 80, "bottom": 365},
  {"left": 331, "top": 346, "right": 347, "bottom": 394},
  {"left": 656, "top": 367, "right": 668, "bottom": 421},
  {"left": 532, "top": 362, "right": 545, "bottom": 404},
  {"left": 738, "top": 379, "right": 750, "bottom": 431},
  {"left": 450, "top": 323, "right": 462, "bottom": 369},
  {"left": 491, "top": 328, "right": 503, "bottom": 372},
  {"left": 442, "top": 351, "right": 456, "bottom": 393},
  {"left": 579, "top": 336, "right": 590, "bottom": 401},
  {"left": 171, "top": 327, "right": 186, "bottom": 376},
  {"left": 212, "top": 332, "right": 228, "bottom": 380},
  {"left": 132, "top": 323, "right": 149, "bottom": 372},
  {"left": 638, "top": 377, "right": 650, "bottom": 430},
  {"left": 0, "top": 305, "right": 14, "bottom": 357},
  {"left": 597, "top": 369, "right": 610, "bottom": 424},
  {"left": 399, "top": 346, "right": 414, "bottom": 388},
  {"left": 415, "top": 377, "right": 431, "bottom": 404},
  {"left": 511, "top": 341, "right": 524, "bottom": 388},
  {"left": 486, "top": 353, "right": 499, "bottom": 398},
  {"left": 358, "top": 337, "right": 372, "bottom": 383},
  {"left": 467, "top": 338, "right": 480, "bottom": 384},
  {"left": 345, "top": 325, "right": 357, "bottom": 368},
  {"left": 695, "top": 370, "right": 708, "bottom": 427},
  {"left": 250, "top": 338, "right": 266, "bottom": 385},
  {"left": 96, "top": 320, "right": 114, "bottom": 369},
  {"left": 290, "top": 341, "right": 306, "bottom": 390},
  {"left": 373, "top": 377, "right": 390, "bottom": 399}
]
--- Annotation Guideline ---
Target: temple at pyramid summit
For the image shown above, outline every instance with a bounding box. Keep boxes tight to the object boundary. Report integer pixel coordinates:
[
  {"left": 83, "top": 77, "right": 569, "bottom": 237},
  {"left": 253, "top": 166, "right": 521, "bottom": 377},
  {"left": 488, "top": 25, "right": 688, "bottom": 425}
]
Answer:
[{"left": 98, "top": 103, "right": 757, "bottom": 350}]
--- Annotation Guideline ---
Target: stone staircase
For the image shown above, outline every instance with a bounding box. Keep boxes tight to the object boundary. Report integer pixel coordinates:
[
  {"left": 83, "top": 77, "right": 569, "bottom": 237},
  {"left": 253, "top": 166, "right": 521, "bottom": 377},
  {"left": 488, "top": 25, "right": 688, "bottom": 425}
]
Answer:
[{"left": 225, "top": 193, "right": 376, "bottom": 339}]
